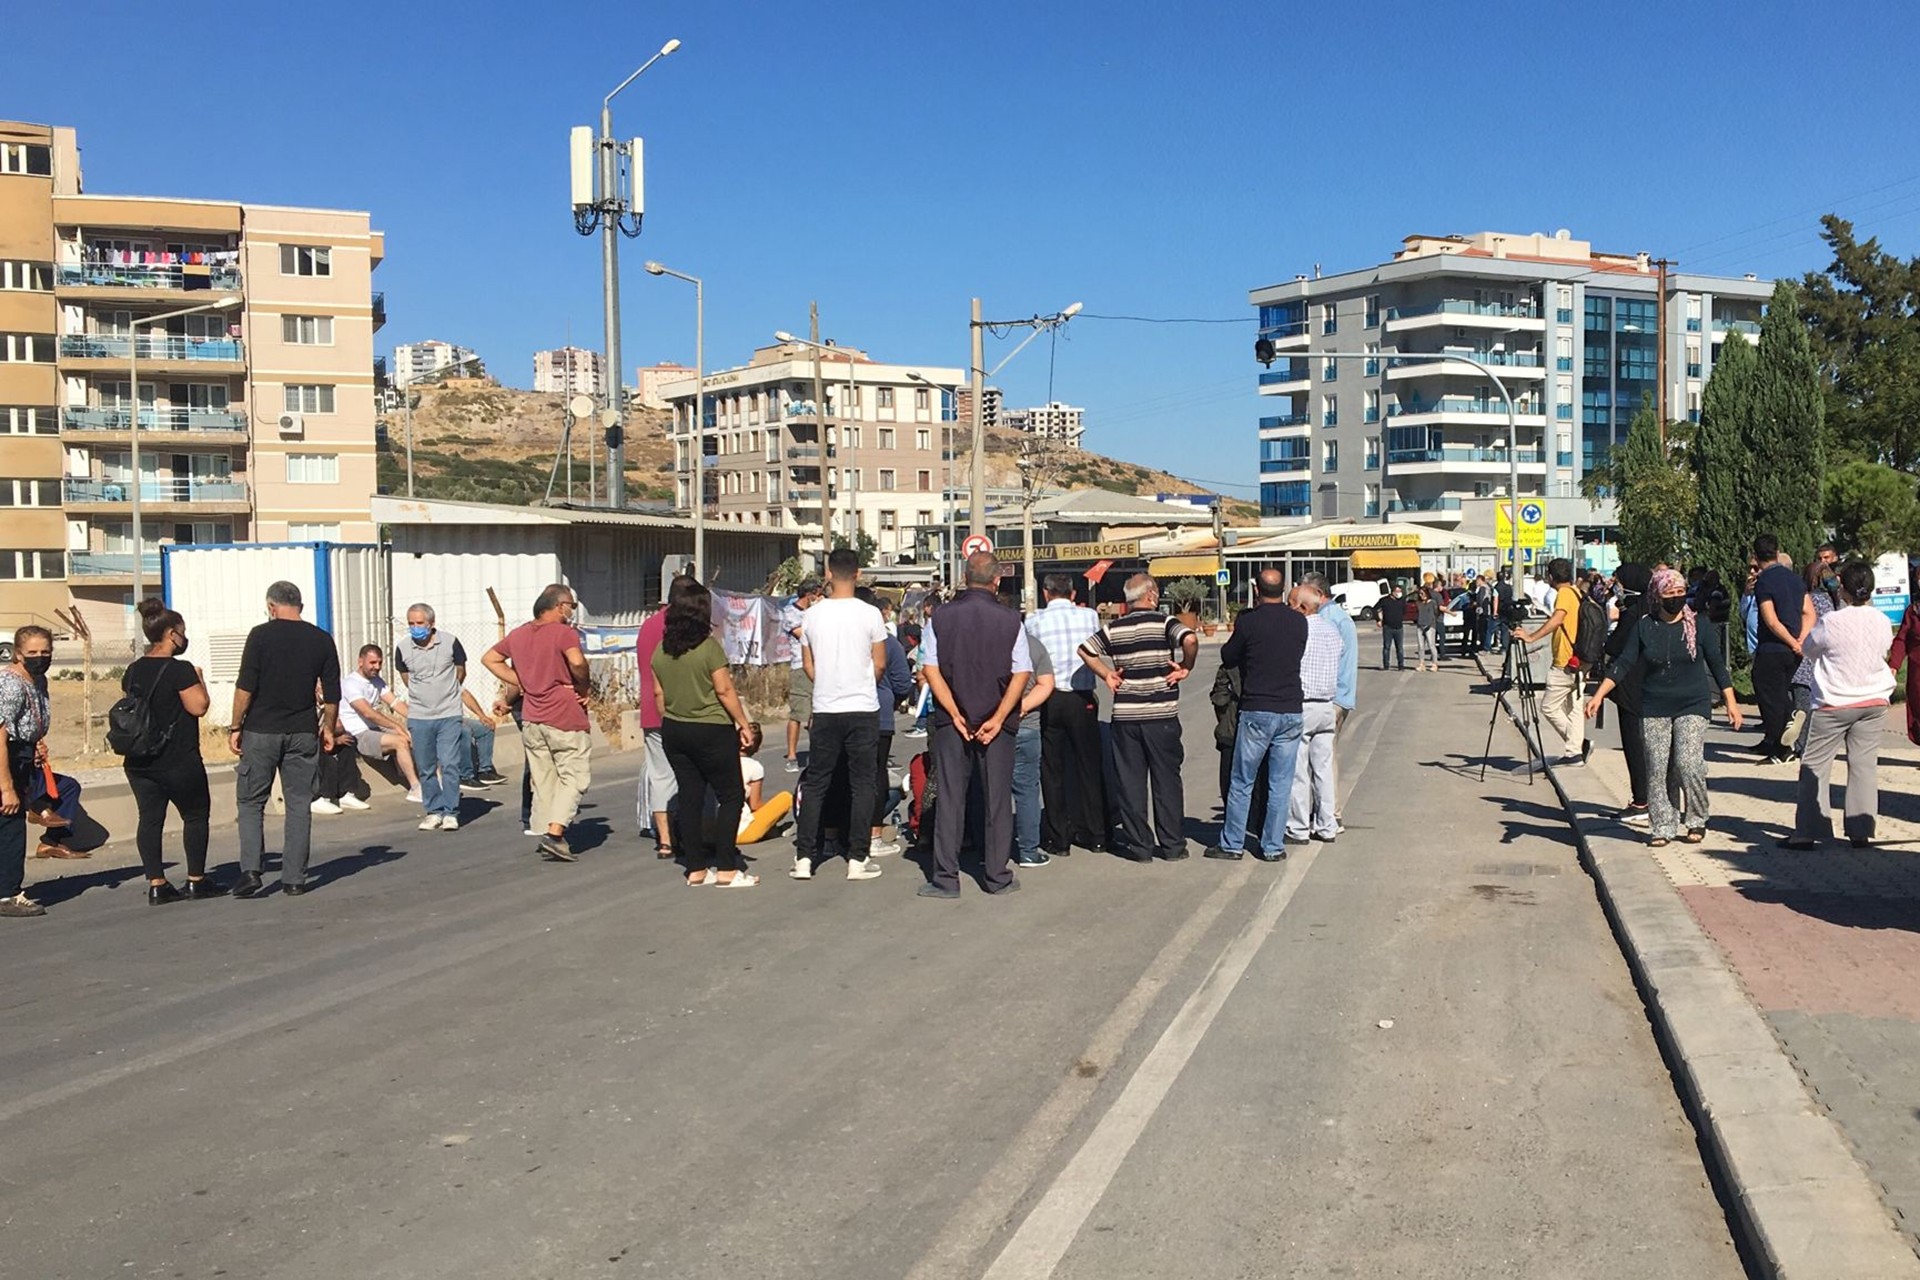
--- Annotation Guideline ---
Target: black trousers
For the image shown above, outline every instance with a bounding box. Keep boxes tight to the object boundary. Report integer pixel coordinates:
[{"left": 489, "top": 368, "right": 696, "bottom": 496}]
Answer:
[
  {"left": 661, "top": 719, "right": 746, "bottom": 874},
  {"left": 930, "top": 720, "right": 1015, "bottom": 892},
  {"left": 1753, "top": 649, "right": 1798, "bottom": 753},
  {"left": 1040, "top": 689, "right": 1106, "bottom": 850},
  {"left": 796, "top": 711, "right": 879, "bottom": 863},
  {"left": 0, "top": 750, "right": 31, "bottom": 898},
  {"left": 315, "top": 739, "right": 363, "bottom": 802},
  {"left": 124, "top": 751, "right": 212, "bottom": 880},
  {"left": 1618, "top": 709, "right": 1649, "bottom": 806},
  {"left": 1112, "top": 718, "right": 1185, "bottom": 858}
]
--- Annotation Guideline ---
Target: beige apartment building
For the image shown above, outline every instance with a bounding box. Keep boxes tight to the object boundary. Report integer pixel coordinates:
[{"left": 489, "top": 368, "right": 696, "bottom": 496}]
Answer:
[
  {"left": 659, "top": 342, "right": 963, "bottom": 565},
  {"left": 0, "top": 119, "right": 383, "bottom": 633},
  {"left": 533, "top": 345, "right": 605, "bottom": 398}
]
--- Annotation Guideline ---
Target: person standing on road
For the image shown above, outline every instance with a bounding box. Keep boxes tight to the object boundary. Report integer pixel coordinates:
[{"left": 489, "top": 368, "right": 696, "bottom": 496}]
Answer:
[
  {"left": 1512, "top": 557, "right": 1587, "bottom": 768},
  {"left": 1011, "top": 637, "right": 1056, "bottom": 869},
  {"left": 1080, "top": 573, "right": 1199, "bottom": 863},
  {"left": 122, "top": 600, "right": 225, "bottom": 904},
  {"left": 1414, "top": 586, "right": 1441, "bottom": 672},
  {"left": 1785, "top": 561, "right": 1894, "bottom": 850},
  {"left": 1376, "top": 582, "right": 1407, "bottom": 671},
  {"left": 483, "top": 584, "right": 592, "bottom": 863},
  {"left": 1206, "top": 569, "right": 1305, "bottom": 862},
  {"left": 0, "top": 627, "right": 56, "bottom": 917},
  {"left": 1585, "top": 568, "right": 1740, "bottom": 847},
  {"left": 920, "top": 550, "right": 1032, "bottom": 897},
  {"left": 1787, "top": 558, "right": 1842, "bottom": 759},
  {"left": 1026, "top": 574, "right": 1107, "bottom": 856},
  {"left": 858, "top": 585, "right": 916, "bottom": 859},
  {"left": 230, "top": 581, "right": 341, "bottom": 897},
  {"left": 1283, "top": 580, "right": 1343, "bottom": 846},
  {"left": 651, "top": 578, "right": 758, "bottom": 887},
  {"left": 1750, "top": 535, "right": 1814, "bottom": 763},
  {"left": 790, "top": 550, "right": 889, "bottom": 883},
  {"left": 780, "top": 579, "right": 823, "bottom": 775},
  {"left": 1600, "top": 564, "right": 1655, "bottom": 828},
  {"left": 1301, "top": 572, "right": 1358, "bottom": 835},
  {"left": 393, "top": 602, "right": 473, "bottom": 833},
  {"left": 634, "top": 586, "right": 678, "bottom": 860},
  {"left": 1886, "top": 565, "right": 1920, "bottom": 749}
]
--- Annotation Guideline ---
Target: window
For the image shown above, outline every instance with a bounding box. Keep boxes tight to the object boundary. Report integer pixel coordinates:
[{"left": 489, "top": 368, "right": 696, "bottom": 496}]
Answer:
[
  {"left": 281, "top": 315, "right": 334, "bottom": 345},
  {"left": 283, "top": 384, "right": 336, "bottom": 413},
  {"left": 1364, "top": 436, "right": 1380, "bottom": 470},
  {"left": 0, "top": 550, "right": 65, "bottom": 580},
  {"left": 915, "top": 428, "right": 931, "bottom": 450},
  {"left": 286, "top": 453, "right": 339, "bottom": 484},
  {"left": 1322, "top": 440, "right": 1339, "bottom": 474},
  {"left": 2, "top": 406, "right": 56, "bottom": 435},
  {"left": 280, "top": 244, "right": 332, "bottom": 276},
  {"left": 879, "top": 510, "right": 897, "bottom": 531},
  {"left": 1322, "top": 393, "right": 1338, "bottom": 428},
  {"left": 1555, "top": 336, "right": 1573, "bottom": 371},
  {"left": 1364, "top": 295, "right": 1380, "bottom": 328},
  {"left": 917, "top": 469, "right": 932, "bottom": 491},
  {"left": 878, "top": 428, "right": 895, "bottom": 450},
  {"left": 1320, "top": 302, "right": 1337, "bottom": 335},
  {"left": 1364, "top": 389, "right": 1380, "bottom": 423},
  {"left": 289, "top": 523, "right": 341, "bottom": 541},
  {"left": 0, "top": 479, "right": 61, "bottom": 506},
  {"left": 1322, "top": 358, "right": 1339, "bottom": 382},
  {"left": 1363, "top": 342, "right": 1379, "bottom": 377},
  {"left": 1, "top": 333, "right": 52, "bottom": 362},
  {"left": 876, "top": 387, "right": 894, "bottom": 409},
  {"left": 913, "top": 387, "right": 930, "bottom": 411},
  {"left": 0, "top": 261, "right": 51, "bottom": 291},
  {"left": 845, "top": 426, "right": 861, "bottom": 449},
  {"left": 878, "top": 468, "right": 897, "bottom": 491},
  {"left": 1617, "top": 344, "right": 1656, "bottom": 381},
  {"left": 0, "top": 143, "right": 52, "bottom": 176},
  {"left": 1584, "top": 296, "right": 1610, "bottom": 331}
]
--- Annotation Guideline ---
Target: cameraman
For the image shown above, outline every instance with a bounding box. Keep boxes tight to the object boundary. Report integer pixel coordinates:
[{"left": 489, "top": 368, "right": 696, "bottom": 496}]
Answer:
[{"left": 1512, "top": 557, "right": 1587, "bottom": 767}]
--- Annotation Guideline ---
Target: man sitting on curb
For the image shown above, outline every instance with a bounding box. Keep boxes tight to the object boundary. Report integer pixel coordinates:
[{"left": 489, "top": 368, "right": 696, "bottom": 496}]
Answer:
[{"left": 323, "top": 644, "right": 422, "bottom": 812}]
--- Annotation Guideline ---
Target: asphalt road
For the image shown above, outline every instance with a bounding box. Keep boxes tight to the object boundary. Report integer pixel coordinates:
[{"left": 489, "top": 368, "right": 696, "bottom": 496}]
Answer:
[{"left": 0, "top": 649, "right": 1744, "bottom": 1279}]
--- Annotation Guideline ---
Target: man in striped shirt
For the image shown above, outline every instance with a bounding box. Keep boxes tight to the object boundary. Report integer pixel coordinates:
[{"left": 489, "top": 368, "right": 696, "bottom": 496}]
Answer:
[{"left": 1078, "top": 573, "right": 1198, "bottom": 862}]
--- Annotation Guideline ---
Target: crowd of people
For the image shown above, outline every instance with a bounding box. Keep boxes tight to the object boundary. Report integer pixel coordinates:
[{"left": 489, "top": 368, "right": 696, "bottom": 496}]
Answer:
[{"left": 0, "top": 529, "right": 1909, "bottom": 917}]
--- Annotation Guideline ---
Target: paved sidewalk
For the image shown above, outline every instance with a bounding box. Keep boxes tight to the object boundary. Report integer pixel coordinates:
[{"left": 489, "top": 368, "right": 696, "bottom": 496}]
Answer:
[{"left": 1577, "top": 703, "right": 1920, "bottom": 1258}]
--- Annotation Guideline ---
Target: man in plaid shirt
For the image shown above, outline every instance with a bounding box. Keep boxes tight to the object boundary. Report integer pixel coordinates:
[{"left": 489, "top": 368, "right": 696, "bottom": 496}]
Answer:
[{"left": 1025, "top": 575, "right": 1108, "bottom": 854}]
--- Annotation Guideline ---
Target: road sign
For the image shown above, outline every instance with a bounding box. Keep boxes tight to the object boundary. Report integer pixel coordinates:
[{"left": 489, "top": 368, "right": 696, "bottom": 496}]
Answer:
[
  {"left": 1495, "top": 500, "right": 1547, "bottom": 551},
  {"left": 961, "top": 533, "right": 994, "bottom": 558},
  {"left": 1215, "top": 568, "right": 1231, "bottom": 586},
  {"left": 1463, "top": 566, "right": 1478, "bottom": 579}
]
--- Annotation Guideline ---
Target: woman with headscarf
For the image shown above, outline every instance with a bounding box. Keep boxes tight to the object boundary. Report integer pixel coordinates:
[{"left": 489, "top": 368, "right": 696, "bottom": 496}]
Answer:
[
  {"left": 1786, "top": 560, "right": 1894, "bottom": 849},
  {"left": 1599, "top": 563, "right": 1654, "bottom": 827},
  {"left": 1584, "top": 568, "right": 1740, "bottom": 847}
]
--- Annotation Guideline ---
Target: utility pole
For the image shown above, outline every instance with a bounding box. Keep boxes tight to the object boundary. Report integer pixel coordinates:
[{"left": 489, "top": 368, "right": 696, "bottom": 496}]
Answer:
[
  {"left": 1212, "top": 497, "right": 1227, "bottom": 622},
  {"left": 969, "top": 297, "right": 986, "bottom": 539},
  {"left": 1654, "top": 257, "right": 1673, "bottom": 446},
  {"left": 810, "top": 303, "right": 831, "bottom": 570}
]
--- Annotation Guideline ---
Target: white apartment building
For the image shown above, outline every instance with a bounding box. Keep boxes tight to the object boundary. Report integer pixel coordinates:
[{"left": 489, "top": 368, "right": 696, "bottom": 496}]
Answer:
[
  {"left": 533, "top": 345, "right": 605, "bottom": 398},
  {"left": 631, "top": 360, "right": 692, "bottom": 410},
  {"left": 1248, "top": 229, "right": 1772, "bottom": 546},
  {"left": 392, "top": 338, "right": 478, "bottom": 386},
  {"left": 1004, "top": 400, "right": 1085, "bottom": 449},
  {"left": 658, "top": 341, "right": 963, "bottom": 565}
]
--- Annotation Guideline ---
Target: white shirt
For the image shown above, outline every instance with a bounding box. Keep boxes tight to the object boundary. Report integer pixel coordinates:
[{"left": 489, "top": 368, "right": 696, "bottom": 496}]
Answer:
[
  {"left": 1807, "top": 605, "right": 1895, "bottom": 709},
  {"left": 737, "top": 755, "right": 767, "bottom": 835},
  {"left": 338, "top": 671, "right": 386, "bottom": 736},
  {"left": 802, "top": 596, "right": 888, "bottom": 714}
]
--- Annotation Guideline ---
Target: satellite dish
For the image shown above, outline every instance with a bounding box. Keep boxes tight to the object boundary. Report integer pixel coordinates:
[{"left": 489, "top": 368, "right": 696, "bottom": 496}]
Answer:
[
  {"left": 600, "top": 408, "right": 621, "bottom": 428},
  {"left": 568, "top": 394, "right": 595, "bottom": 418}
]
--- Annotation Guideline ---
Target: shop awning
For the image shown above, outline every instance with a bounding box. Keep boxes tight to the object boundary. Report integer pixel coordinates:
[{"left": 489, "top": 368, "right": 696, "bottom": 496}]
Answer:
[
  {"left": 1348, "top": 548, "right": 1422, "bottom": 570},
  {"left": 1147, "top": 554, "right": 1222, "bottom": 577}
]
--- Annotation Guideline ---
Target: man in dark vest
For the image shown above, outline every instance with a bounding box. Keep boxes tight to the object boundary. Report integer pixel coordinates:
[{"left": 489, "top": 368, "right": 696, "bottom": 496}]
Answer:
[{"left": 917, "top": 550, "right": 1033, "bottom": 898}]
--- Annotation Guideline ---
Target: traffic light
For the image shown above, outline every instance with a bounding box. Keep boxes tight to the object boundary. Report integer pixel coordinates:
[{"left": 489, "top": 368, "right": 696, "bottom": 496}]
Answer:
[{"left": 1254, "top": 337, "right": 1276, "bottom": 367}]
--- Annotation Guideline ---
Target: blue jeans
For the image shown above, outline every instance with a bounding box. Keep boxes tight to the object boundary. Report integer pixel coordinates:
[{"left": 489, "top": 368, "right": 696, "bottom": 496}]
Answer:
[
  {"left": 1013, "top": 715, "right": 1042, "bottom": 858},
  {"left": 1221, "top": 710, "right": 1303, "bottom": 855},
  {"left": 411, "top": 716, "right": 467, "bottom": 817},
  {"left": 462, "top": 717, "right": 496, "bottom": 780},
  {"left": 1380, "top": 626, "right": 1404, "bottom": 670}
]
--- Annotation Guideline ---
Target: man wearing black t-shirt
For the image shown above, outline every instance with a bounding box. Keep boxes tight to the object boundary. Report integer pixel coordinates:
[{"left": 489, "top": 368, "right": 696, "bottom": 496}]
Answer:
[
  {"left": 229, "top": 580, "right": 341, "bottom": 897},
  {"left": 1750, "top": 533, "right": 1814, "bottom": 762},
  {"left": 1376, "top": 582, "right": 1408, "bottom": 671}
]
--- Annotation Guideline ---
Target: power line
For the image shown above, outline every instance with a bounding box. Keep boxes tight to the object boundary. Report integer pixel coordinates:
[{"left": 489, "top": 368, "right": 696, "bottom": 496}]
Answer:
[{"left": 1077, "top": 312, "right": 1254, "bottom": 325}]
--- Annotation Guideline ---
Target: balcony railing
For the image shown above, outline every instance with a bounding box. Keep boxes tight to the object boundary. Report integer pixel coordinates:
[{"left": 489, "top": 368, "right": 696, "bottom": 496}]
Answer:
[
  {"left": 1260, "top": 459, "right": 1311, "bottom": 473},
  {"left": 786, "top": 445, "right": 836, "bottom": 459},
  {"left": 1258, "top": 414, "right": 1311, "bottom": 430},
  {"left": 68, "top": 551, "right": 163, "bottom": 578},
  {"left": 1557, "top": 451, "right": 1574, "bottom": 466},
  {"left": 62, "top": 406, "right": 249, "bottom": 433},
  {"left": 1257, "top": 319, "right": 1309, "bottom": 340},
  {"left": 786, "top": 488, "right": 823, "bottom": 503},
  {"left": 1388, "top": 398, "right": 1543, "bottom": 417},
  {"left": 1713, "top": 318, "right": 1761, "bottom": 335},
  {"left": 1257, "top": 365, "right": 1309, "bottom": 386},
  {"left": 1387, "top": 350, "right": 1545, "bottom": 369},
  {"left": 1686, "top": 362, "right": 1702, "bottom": 378},
  {"left": 56, "top": 262, "right": 241, "bottom": 292},
  {"left": 59, "top": 334, "right": 244, "bottom": 362},
  {"left": 1386, "top": 299, "right": 1541, "bottom": 321},
  {"left": 64, "top": 478, "right": 247, "bottom": 504},
  {"left": 1364, "top": 497, "right": 1464, "bottom": 516},
  {"left": 1387, "top": 447, "right": 1543, "bottom": 465},
  {"left": 372, "top": 291, "right": 387, "bottom": 325},
  {"left": 1685, "top": 318, "right": 1702, "bottom": 332}
]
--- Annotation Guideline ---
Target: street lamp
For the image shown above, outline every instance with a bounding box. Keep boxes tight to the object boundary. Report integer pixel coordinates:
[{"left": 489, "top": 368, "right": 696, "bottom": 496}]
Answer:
[
  {"left": 775, "top": 330, "right": 862, "bottom": 567},
  {"left": 906, "top": 371, "right": 957, "bottom": 587},
  {"left": 644, "top": 261, "right": 704, "bottom": 576},
  {"left": 127, "top": 295, "right": 241, "bottom": 605},
  {"left": 966, "top": 300, "right": 1081, "bottom": 541}
]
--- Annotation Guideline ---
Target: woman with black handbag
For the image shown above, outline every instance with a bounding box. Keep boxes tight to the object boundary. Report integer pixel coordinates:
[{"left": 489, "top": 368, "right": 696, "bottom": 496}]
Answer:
[{"left": 121, "top": 599, "right": 225, "bottom": 903}]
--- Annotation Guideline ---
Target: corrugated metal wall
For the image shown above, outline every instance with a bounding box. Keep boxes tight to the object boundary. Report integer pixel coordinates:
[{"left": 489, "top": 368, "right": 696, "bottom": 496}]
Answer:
[{"left": 388, "top": 525, "right": 562, "bottom": 709}]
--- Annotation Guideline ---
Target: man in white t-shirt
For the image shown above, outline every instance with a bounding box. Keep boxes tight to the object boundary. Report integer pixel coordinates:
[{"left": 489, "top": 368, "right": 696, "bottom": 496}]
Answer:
[
  {"left": 790, "top": 549, "right": 887, "bottom": 883},
  {"left": 336, "top": 644, "right": 422, "bottom": 802}
]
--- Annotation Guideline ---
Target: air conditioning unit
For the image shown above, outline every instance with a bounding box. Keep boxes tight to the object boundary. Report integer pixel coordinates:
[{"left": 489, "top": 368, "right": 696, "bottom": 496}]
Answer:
[{"left": 278, "top": 413, "right": 304, "bottom": 437}]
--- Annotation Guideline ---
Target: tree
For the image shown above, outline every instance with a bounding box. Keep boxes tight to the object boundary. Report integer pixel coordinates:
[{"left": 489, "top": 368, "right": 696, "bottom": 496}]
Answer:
[
  {"left": 1801, "top": 215, "right": 1920, "bottom": 471},
  {"left": 1754, "top": 278, "right": 1826, "bottom": 564},
  {"left": 1693, "top": 321, "right": 1759, "bottom": 579},
  {"left": 831, "top": 530, "right": 878, "bottom": 567},
  {"left": 766, "top": 556, "right": 809, "bottom": 594},
  {"left": 1604, "top": 400, "right": 1696, "bottom": 566},
  {"left": 1824, "top": 459, "right": 1920, "bottom": 559}
]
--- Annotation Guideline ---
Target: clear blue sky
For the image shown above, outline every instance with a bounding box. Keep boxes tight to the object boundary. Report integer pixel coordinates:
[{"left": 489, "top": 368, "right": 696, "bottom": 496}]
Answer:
[{"left": 14, "top": 0, "right": 1920, "bottom": 496}]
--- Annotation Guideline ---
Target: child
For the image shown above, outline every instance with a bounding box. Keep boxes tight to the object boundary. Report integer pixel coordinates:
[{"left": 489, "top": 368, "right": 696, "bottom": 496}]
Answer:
[{"left": 737, "top": 723, "right": 794, "bottom": 844}]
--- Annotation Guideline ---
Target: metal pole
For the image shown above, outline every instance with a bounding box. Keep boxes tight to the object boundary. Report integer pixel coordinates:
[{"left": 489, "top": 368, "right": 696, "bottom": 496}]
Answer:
[
  {"left": 600, "top": 101, "right": 626, "bottom": 508},
  {"left": 1022, "top": 473, "right": 1036, "bottom": 613},
  {"left": 1212, "top": 498, "right": 1226, "bottom": 622},
  {"left": 692, "top": 275, "right": 704, "bottom": 576},
  {"left": 1497, "top": 373, "right": 1519, "bottom": 579},
  {"left": 810, "top": 304, "right": 830, "bottom": 570},
  {"left": 128, "top": 337, "right": 142, "bottom": 604},
  {"left": 1655, "top": 257, "right": 1670, "bottom": 447},
  {"left": 945, "top": 417, "right": 956, "bottom": 587},
  {"left": 969, "top": 297, "right": 985, "bottom": 539},
  {"left": 404, "top": 390, "right": 415, "bottom": 497}
]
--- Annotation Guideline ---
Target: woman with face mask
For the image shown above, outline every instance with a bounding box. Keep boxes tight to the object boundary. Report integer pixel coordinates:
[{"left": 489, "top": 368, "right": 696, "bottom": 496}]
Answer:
[
  {"left": 0, "top": 625, "right": 57, "bottom": 916},
  {"left": 1584, "top": 568, "right": 1741, "bottom": 847},
  {"left": 121, "top": 598, "right": 224, "bottom": 903}
]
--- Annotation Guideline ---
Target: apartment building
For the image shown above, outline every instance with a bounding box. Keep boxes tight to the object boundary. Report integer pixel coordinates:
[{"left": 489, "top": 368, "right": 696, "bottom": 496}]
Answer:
[
  {"left": 953, "top": 384, "right": 1002, "bottom": 432},
  {"left": 631, "top": 361, "right": 692, "bottom": 410},
  {"left": 1003, "top": 400, "right": 1086, "bottom": 449},
  {"left": 1248, "top": 228, "right": 1771, "bottom": 526},
  {"left": 392, "top": 338, "right": 477, "bottom": 386},
  {"left": 659, "top": 341, "right": 962, "bottom": 564},
  {"left": 533, "top": 345, "right": 605, "bottom": 398},
  {"left": 0, "top": 118, "right": 383, "bottom": 629}
]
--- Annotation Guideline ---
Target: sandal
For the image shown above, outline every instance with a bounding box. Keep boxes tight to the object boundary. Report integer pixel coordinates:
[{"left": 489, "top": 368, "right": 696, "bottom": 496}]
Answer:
[
  {"left": 1648, "top": 837, "right": 1671, "bottom": 848},
  {"left": 657, "top": 844, "right": 675, "bottom": 860},
  {"left": 713, "top": 872, "right": 759, "bottom": 888},
  {"left": 34, "top": 843, "right": 89, "bottom": 859},
  {"left": 1683, "top": 829, "right": 1705, "bottom": 844},
  {"left": 686, "top": 869, "right": 713, "bottom": 887}
]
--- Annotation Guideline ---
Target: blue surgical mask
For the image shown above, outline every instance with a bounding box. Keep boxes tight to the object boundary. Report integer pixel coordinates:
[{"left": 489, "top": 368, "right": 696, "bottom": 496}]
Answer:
[{"left": 408, "top": 625, "right": 432, "bottom": 642}]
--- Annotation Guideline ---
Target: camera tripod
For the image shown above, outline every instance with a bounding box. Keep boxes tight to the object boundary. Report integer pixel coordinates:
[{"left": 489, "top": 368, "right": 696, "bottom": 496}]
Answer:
[{"left": 1480, "top": 623, "right": 1550, "bottom": 783}]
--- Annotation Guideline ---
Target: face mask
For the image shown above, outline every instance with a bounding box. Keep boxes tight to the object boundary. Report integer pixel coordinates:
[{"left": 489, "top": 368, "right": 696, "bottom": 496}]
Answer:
[
  {"left": 408, "top": 625, "right": 432, "bottom": 642},
  {"left": 1659, "top": 597, "right": 1686, "bottom": 618},
  {"left": 22, "top": 655, "right": 52, "bottom": 677},
  {"left": 174, "top": 634, "right": 190, "bottom": 655},
  {"left": 1821, "top": 576, "right": 1839, "bottom": 592}
]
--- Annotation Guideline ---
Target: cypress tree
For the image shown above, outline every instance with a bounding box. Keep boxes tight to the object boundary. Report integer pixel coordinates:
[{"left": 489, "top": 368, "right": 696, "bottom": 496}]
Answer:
[
  {"left": 1693, "top": 318, "right": 1757, "bottom": 582},
  {"left": 1756, "top": 278, "right": 1827, "bottom": 562},
  {"left": 1615, "top": 400, "right": 1695, "bottom": 565}
]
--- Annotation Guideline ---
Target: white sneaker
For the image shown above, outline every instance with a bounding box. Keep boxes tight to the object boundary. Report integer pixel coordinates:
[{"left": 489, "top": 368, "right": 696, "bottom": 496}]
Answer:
[
  {"left": 418, "top": 816, "right": 440, "bottom": 831},
  {"left": 868, "top": 838, "right": 903, "bottom": 858},
  {"left": 846, "top": 858, "right": 882, "bottom": 881},
  {"left": 523, "top": 825, "right": 540, "bottom": 837},
  {"left": 439, "top": 814, "right": 460, "bottom": 830},
  {"left": 339, "top": 794, "right": 371, "bottom": 811},
  {"left": 310, "top": 798, "right": 343, "bottom": 815},
  {"left": 405, "top": 789, "right": 423, "bottom": 803},
  {"left": 789, "top": 857, "right": 813, "bottom": 880}
]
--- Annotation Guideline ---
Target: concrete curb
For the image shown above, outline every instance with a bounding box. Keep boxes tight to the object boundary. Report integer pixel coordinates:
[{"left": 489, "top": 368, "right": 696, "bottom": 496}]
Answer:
[{"left": 1472, "top": 652, "right": 1920, "bottom": 1279}]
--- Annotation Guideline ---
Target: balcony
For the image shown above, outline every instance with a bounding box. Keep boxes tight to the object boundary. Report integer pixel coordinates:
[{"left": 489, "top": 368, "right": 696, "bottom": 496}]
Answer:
[
  {"left": 1384, "top": 350, "right": 1547, "bottom": 381},
  {"left": 372, "top": 291, "right": 387, "bottom": 329},
  {"left": 1387, "top": 447, "right": 1543, "bottom": 465},
  {"left": 1685, "top": 318, "right": 1702, "bottom": 332},
  {"left": 1363, "top": 497, "right": 1464, "bottom": 519},
  {"left": 55, "top": 261, "right": 241, "bottom": 294},
  {"left": 67, "top": 551, "right": 163, "bottom": 580},
  {"left": 61, "top": 406, "right": 249, "bottom": 438},
  {"left": 1713, "top": 317, "right": 1761, "bottom": 337},
  {"left": 1557, "top": 451, "right": 1574, "bottom": 467},
  {"left": 63, "top": 478, "right": 249, "bottom": 508},
  {"left": 1260, "top": 459, "right": 1311, "bottom": 474},
  {"left": 1257, "top": 363, "right": 1310, "bottom": 393},
  {"left": 786, "top": 444, "right": 837, "bottom": 459},
  {"left": 1388, "top": 397, "right": 1546, "bottom": 422},
  {"left": 1257, "top": 317, "right": 1310, "bottom": 349},
  {"left": 58, "top": 334, "right": 245, "bottom": 365},
  {"left": 1384, "top": 299, "right": 1544, "bottom": 332},
  {"left": 1258, "top": 413, "right": 1311, "bottom": 431},
  {"left": 786, "top": 487, "right": 823, "bottom": 503},
  {"left": 1686, "top": 362, "right": 1702, "bottom": 378}
]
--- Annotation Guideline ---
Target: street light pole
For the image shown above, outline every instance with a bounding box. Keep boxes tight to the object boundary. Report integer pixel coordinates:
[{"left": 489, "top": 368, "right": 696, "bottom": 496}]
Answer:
[
  {"left": 644, "top": 262, "right": 703, "bottom": 575},
  {"left": 966, "top": 299, "right": 1083, "bottom": 542},
  {"left": 127, "top": 296, "right": 240, "bottom": 606},
  {"left": 906, "top": 371, "right": 957, "bottom": 587}
]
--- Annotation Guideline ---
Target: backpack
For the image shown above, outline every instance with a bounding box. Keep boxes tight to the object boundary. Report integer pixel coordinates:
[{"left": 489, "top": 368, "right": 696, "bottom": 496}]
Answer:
[
  {"left": 107, "top": 662, "right": 175, "bottom": 760},
  {"left": 1569, "top": 594, "right": 1608, "bottom": 672}
]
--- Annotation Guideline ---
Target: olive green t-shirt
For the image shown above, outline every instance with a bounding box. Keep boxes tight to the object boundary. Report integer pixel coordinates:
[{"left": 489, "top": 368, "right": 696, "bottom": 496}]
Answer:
[{"left": 650, "top": 637, "right": 730, "bottom": 725}]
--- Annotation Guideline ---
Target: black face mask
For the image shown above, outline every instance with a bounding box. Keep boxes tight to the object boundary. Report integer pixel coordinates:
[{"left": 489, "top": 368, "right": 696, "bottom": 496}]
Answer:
[
  {"left": 22, "top": 655, "right": 52, "bottom": 678},
  {"left": 1658, "top": 597, "right": 1686, "bottom": 618},
  {"left": 174, "top": 635, "right": 190, "bottom": 655}
]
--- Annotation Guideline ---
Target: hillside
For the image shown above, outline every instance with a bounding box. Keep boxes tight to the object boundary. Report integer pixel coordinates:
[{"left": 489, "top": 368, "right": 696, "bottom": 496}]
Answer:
[{"left": 378, "top": 382, "right": 1255, "bottom": 519}]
